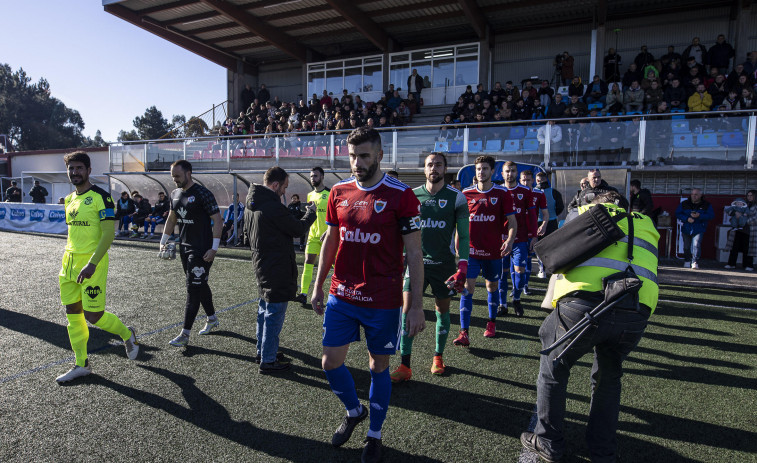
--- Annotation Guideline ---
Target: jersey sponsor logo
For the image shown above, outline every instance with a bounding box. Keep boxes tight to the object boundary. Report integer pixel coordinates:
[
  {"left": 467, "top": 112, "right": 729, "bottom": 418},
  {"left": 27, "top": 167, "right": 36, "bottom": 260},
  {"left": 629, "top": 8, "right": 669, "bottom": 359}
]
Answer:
[
  {"left": 177, "top": 207, "right": 188, "bottom": 218},
  {"left": 352, "top": 200, "right": 370, "bottom": 209},
  {"left": 491, "top": 197, "right": 498, "bottom": 205},
  {"left": 84, "top": 197, "right": 93, "bottom": 205},
  {"left": 340, "top": 226, "right": 381, "bottom": 244},
  {"left": 479, "top": 198, "right": 488, "bottom": 204},
  {"left": 438, "top": 199, "right": 447, "bottom": 208},
  {"left": 84, "top": 286, "right": 102, "bottom": 299},
  {"left": 49, "top": 210, "right": 65, "bottom": 222},
  {"left": 30, "top": 209, "right": 44, "bottom": 222},
  {"left": 0, "top": 207, "right": 6, "bottom": 220},
  {"left": 191, "top": 266, "right": 206, "bottom": 278},
  {"left": 338, "top": 199, "right": 349, "bottom": 207},
  {"left": 470, "top": 214, "right": 496, "bottom": 222},
  {"left": 336, "top": 283, "right": 374, "bottom": 302},
  {"left": 374, "top": 200, "right": 387, "bottom": 213},
  {"left": 187, "top": 196, "right": 195, "bottom": 203},
  {"left": 470, "top": 248, "right": 492, "bottom": 257},
  {"left": 424, "top": 199, "right": 436, "bottom": 206},
  {"left": 10, "top": 208, "right": 25, "bottom": 220},
  {"left": 421, "top": 218, "right": 447, "bottom": 229}
]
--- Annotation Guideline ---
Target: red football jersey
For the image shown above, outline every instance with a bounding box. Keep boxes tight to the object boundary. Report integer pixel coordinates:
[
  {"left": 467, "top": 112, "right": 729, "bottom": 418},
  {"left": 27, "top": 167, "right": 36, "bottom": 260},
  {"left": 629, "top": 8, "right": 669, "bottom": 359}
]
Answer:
[
  {"left": 505, "top": 184, "right": 535, "bottom": 243},
  {"left": 463, "top": 184, "right": 516, "bottom": 259},
  {"left": 326, "top": 174, "right": 421, "bottom": 308},
  {"left": 526, "top": 186, "right": 548, "bottom": 238}
]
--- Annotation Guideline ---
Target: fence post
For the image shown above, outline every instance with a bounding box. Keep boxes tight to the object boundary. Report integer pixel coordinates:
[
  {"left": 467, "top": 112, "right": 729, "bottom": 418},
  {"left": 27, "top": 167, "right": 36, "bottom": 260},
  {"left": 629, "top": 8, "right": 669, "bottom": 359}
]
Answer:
[
  {"left": 746, "top": 115, "right": 756, "bottom": 169},
  {"left": 330, "top": 133, "right": 335, "bottom": 169},
  {"left": 226, "top": 138, "right": 230, "bottom": 170},
  {"left": 463, "top": 127, "right": 469, "bottom": 165},
  {"left": 637, "top": 119, "right": 647, "bottom": 169},
  {"left": 392, "top": 130, "right": 398, "bottom": 168},
  {"left": 544, "top": 124, "right": 551, "bottom": 167},
  {"left": 275, "top": 137, "right": 280, "bottom": 165},
  {"left": 183, "top": 141, "right": 187, "bottom": 161}
]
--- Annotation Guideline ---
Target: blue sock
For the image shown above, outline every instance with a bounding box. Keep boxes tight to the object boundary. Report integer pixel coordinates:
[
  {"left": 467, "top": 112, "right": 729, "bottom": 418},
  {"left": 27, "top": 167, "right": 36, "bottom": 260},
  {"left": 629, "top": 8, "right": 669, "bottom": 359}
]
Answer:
[
  {"left": 324, "top": 364, "right": 360, "bottom": 412},
  {"left": 368, "top": 368, "right": 391, "bottom": 433},
  {"left": 512, "top": 271, "right": 525, "bottom": 300},
  {"left": 524, "top": 257, "right": 532, "bottom": 286},
  {"left": 487, "top": 291, "right": 500, "bottom": 320},
  {"left": 150, "top": 222, "right": 157, "bottom": 233},
  {"left": 459, "top": 292, "right": 473, "bottom": 330},
  {"left": 144, "top": 222, "right": 149, "bottom": 234}
]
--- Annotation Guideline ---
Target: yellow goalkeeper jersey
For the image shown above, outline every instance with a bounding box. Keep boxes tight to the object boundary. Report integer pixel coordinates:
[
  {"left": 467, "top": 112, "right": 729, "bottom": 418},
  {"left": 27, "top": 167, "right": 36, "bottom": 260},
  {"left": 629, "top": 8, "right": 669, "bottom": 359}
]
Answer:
[
  {"left": 306, "top": 187, "right": 330, "bottom": 241},
  {"left": 64, "top": 185, "right": 116, "bottom": 254}
]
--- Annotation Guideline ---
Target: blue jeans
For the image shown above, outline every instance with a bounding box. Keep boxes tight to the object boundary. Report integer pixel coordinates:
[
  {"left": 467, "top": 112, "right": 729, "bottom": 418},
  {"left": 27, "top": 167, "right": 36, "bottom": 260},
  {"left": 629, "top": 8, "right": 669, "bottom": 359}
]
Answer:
[
  {"left": 256, "top": 299, "right": 288, "bottom": 363},
  {"left": 682, "top": 232, "right": 702, "bottom": 263},
  {"left": 534, "top": 298, "right": 648, "bottom": 462}
]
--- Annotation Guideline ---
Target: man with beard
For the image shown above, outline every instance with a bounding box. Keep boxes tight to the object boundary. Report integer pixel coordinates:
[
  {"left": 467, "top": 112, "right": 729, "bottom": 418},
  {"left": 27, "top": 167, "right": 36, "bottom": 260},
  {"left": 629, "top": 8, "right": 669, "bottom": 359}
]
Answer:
[
  {"left": 56, "top": 151, "right": 139, "bottom": 382},
  {"left": 390, "top": 152, "right": 470, "bottom": 382},
  {"left": 311, "top": 127, "right": 424, "bottom": 463},
  {"left": 159, "top": 160, "right": 224, "bottom": 347},
  {"left": 294, "top": 167, "right": 331, "bottom": 305}
]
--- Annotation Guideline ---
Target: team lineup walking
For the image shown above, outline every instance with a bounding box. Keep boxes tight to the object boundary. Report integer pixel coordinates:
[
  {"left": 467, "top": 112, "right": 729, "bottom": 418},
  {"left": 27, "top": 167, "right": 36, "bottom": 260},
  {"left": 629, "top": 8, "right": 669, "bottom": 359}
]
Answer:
[{"left": 53, "top": 127, "right": 662, "bottom": 463}]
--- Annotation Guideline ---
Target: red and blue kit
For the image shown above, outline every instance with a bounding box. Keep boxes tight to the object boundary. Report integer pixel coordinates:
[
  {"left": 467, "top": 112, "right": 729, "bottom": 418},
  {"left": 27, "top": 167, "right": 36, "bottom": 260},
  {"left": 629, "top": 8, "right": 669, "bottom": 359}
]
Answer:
[
  {"left": 325, "top": 174, "right": 421, "bottom": 309},
  {"left": 525, "top": 186, "right": 548, "bottom": 238},
  {"left": 463, "top": 184, "right": 516, "bottom": 259},
  {"left": 506, "top": 184, "right": 536, "bottom": 243}
]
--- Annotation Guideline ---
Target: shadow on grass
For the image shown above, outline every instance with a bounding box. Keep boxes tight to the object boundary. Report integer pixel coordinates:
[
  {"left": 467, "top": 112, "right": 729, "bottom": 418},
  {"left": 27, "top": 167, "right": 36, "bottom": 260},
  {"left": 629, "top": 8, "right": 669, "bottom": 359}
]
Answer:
[{"left": 645, "top": 319, "right": 733, "bottom": 337}]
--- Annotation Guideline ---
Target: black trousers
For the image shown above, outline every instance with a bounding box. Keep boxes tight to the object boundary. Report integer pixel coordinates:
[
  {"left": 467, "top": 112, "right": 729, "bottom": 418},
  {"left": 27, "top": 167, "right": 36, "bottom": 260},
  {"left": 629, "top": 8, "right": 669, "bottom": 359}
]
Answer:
[
  {"left": 180, "top": 251, "right": 216, "bottom": 330},
  {"left": 728, "top": 230, "right": 753, "bottom": 268}
]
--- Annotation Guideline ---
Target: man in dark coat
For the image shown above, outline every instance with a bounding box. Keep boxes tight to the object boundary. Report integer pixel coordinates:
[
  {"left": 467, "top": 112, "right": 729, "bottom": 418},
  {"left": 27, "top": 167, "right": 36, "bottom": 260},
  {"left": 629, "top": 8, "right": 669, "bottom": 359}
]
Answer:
[
  {"left": 257, "top": 84, "right": 271, "bottom": 104},
  {"left": 29, "top": 180, "right": 48, "bottom": 203},
  {"left": 244, "top": 166, "right": 316, "bottom": 373},
  {"left": 407, "top": 69, "right": 424, "bottom": 113},
  {"left": 629, "top": 179, "right": 654, "bottom": 217},
  {"left": 568, "top": 169, "right": 629, "bottom": 210}
]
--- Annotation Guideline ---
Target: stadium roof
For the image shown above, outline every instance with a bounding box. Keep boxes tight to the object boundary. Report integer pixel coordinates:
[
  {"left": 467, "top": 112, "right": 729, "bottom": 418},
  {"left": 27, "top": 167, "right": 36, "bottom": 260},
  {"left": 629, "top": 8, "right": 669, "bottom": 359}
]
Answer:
[{"left": 104, "top": 0, "right": 732, "bottom": 71}]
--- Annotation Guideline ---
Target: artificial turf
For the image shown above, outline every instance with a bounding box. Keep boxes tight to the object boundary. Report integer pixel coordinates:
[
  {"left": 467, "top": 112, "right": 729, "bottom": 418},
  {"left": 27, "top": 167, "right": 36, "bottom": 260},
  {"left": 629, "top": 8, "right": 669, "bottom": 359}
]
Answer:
[{"left": 0, "top": 231, "right": 755, "bottom": 462}]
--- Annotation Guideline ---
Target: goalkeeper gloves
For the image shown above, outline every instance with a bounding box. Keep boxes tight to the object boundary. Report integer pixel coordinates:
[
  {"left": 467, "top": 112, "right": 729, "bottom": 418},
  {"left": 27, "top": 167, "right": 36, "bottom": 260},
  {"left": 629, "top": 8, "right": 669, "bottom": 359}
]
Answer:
[
  {"left": 445, "top": 260, "right": 468, "bottom": 293},
  {"left": 157, "top": 242, "right": 176, "bottom": 260}
]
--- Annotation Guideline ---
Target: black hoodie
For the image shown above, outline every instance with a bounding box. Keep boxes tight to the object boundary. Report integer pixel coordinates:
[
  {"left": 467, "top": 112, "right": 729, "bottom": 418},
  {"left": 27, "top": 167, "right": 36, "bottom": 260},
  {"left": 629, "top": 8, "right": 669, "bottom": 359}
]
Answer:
[{"left": 244, "top": 184, "right": 316, "bottom": 303}]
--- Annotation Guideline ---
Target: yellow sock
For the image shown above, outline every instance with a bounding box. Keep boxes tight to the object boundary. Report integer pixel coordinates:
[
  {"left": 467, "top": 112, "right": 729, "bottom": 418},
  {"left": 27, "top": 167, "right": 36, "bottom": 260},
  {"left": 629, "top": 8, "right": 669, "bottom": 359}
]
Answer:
[
  {"left": 66, "top": 313, "right": 89, "bottom": 367},
  {"left": 94, "top": 311, "right": 131, "bottom": 341},
  {"left": 300, "top": 263, "right": 314, "bottom": 295}
]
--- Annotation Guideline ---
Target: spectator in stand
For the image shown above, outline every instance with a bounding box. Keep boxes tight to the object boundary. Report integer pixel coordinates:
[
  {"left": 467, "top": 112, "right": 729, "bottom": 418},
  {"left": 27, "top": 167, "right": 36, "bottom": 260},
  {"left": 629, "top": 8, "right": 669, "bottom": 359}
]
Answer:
[
  {"left": 129, "top": 194, "right": 151, "bottom": 238},
  {"left": 634, "top": 45, "right": 655, "bottom": 71},
  {"left": 640, "top": 69, "right": 659, "bottom": 91},
  {"left": 605, "top": 83, "right": 624, "bottom": 114},
  {"left": 644, "top": 80, "right": 664, "bottom": 112},
  {"left": 475, "top": 83, "right": 489, "bottom": 101},
  {"left": 503, "top": 81, "right": 519, "bottom": 99},
  {"left": 560, "top": 51, "right": 575, "bottom": 86},
  {"left": 481, "top": 99, "right": 496, "bottom": 121},
  {"left": 545, "top": 93, "right": 566, "bottom": 119},
  {"left": 5, "top": 180, "right": 22, "bottom": 202},
  {"left": 537, "top": 120, "right": 562, "bottom": 150},
  {"left": 622, "top": 63, "right": 642, "bottom": 91},
  {"left": 520, "top": 89, "right": 534, "bottom": 108},
  {"left": 708, "top": 74, "right": 729, "bottom": 106},
  {"left": 258, "top": 84, "right": 271, "bottom": 104},
  {"left": 743, "top": 51, "right": 757, "bottom": 76},
  {"left": 319, "top": 90, "right": 332, "bottom": 109},
  {"left": 241, "top": 84, "right": 255, "bottom": 111},
  {"left": 396, "top": 101, "right": 411, "bottom": 124},
  {"left": 629, "top": 179, "right": 654, "bottom": 217},
  {"left": 675, "top": 188, "right": 714, "bottom": 269},
  {"left": 583, "top": 75, "right": 608, "bottom": 105},
  {"left": 604, "top": 48, "right": 622, "bottom": 82},
  {"left": 538, "top": 80, "right": 554, "bottom": 107},
  {"left": 664, "top": 78, "right": 687, "bottom": 111},
  {"left": 688, "top": 83, "right": 713, "bottom": 112},
  {"left": 684, "top": 55, "right": 707, "bottom": 79},
  {"left": 740, "top": 88, "right": 756, "bottom": 109},
  {"left": 406, "top": 93, "right": 418, "bottom": 115},
  {"left": 531, "top": 99, "right": 546, "bottom": 119},
  {"left": 490, "top": 81, "right": 506, "bottom": 102},
  {"left": 145, "top": 191, "right": 169, "bottom": 239},
  {"left": 725, "top": 190, "right": 757, "bottom": 271},
  {"left": 115, "top": 191, "right": 135, "bottom": 236},
  {"left": 29, "top": 180, "right": 48, "bottom": 204},
  {"left": 462, "top": 101, "right": 478, "bottom": 121},
  {"left": 722, "top": 89, "right": 741, "bottom": 110},
  {"left": 523, "top": 80, "right": 538, "bottom": 100},
  {"left": 568, "top": 76, "right": 583, "bottom": 98},
  {"left": 512, "top": 98, "right": 532, "bottom": 120},
  {"left": 460, "top": 85, "right": 475, "bottom": 104},
  {"left": 683, "top": 37, "right": 708, "bottom": 67},
  {"left": 472, "top": 93, "right": 484, "bottom": 110},
  {"left": 451, "top": 96, "right": 466, "bottom": 119},
  {"left": 661, "top": 45, "right": 682, "bottom": 71},
  {"left": 387, "top": 90, "right": 403, "bottom": 111},
  {"left": 566, "top": 94, "right": 587, "bottom": 115},
  {"left": 624, "top": 80, "right": 644, "bottom": 113}
]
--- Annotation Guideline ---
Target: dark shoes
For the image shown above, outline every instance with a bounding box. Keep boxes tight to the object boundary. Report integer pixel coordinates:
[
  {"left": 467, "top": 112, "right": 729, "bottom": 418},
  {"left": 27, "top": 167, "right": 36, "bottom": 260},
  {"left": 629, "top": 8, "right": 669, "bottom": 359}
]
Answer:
[
  {"left": 513, "top": 300, "right": 524, "bottom": 317},
  {"left": 361, "top": 436, "right": 383, "bottom": 463},
  {"left": 259, "top": 360, "right": 290, "bottom": 374},
  {"left": 254, "top": 351, "right": 284, "bottom": 364},
  {"left": 293, "top": 293, "right": 308, "bottom": 306},
  {"left": 331, "top": 404, "right": 368, "bottom": 447},
  {"left": 497, "top": 303, "right": 508, "bottom": 317},
  {"left": 520, "top": 432, "right": 560, "bottom": 463}
]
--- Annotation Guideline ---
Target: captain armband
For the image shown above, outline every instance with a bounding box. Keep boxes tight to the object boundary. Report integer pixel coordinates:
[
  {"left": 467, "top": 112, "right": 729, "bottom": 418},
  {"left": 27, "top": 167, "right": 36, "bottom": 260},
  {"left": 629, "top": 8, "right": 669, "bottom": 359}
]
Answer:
[{"left": 399, "top": 215, "right": 421, "bottom": 235}]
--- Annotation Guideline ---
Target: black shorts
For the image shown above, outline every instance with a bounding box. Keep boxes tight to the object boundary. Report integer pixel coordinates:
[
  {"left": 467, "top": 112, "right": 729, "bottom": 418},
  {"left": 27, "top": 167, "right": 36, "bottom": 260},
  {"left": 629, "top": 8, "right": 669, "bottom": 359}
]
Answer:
[{"left": 181, "top": 251, "right": 213, "bottom": 287}]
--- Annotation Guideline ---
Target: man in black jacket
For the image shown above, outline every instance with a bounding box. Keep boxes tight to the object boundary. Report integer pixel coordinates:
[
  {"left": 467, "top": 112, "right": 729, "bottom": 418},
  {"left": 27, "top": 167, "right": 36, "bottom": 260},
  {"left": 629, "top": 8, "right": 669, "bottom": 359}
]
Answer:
[
  {"left": 115, "top": 191, "right": 136, "bottom": 236},
  {"left": 568, "top": 169, "right": 629, "bottom": 211},
  {"left": 629, "top": 179, "right": 654, "bottom": 217},
  {"left": 288, "top": 193, "right": 306, "bottom": 250},
  {"left": 244, "top": 166, "right": 316, "bottom": 373},
  {"left": 29, "top": 181, "right": 48, "bottom": 203},
  {"left": 407, "top": 69, "right": 424, "bottom": 113}
]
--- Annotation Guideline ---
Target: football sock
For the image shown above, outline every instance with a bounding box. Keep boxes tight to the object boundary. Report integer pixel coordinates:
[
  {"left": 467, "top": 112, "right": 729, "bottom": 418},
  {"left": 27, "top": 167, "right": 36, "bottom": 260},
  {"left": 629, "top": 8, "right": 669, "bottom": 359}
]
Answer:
[
  {"left": 66, "top": 313, "right": 89, "bottom": 367},
  {"left": 399, "top": 312, "right": 414, "bottom": 357},
  {"left": 487, "top": 291, "right": 500, "bottom": 320},
  {"left": 208, "top": 314, "right": 218, "bottom": 322},
  {"left": 144, "top": 222, "right": 149, "bottom": 234},
  {"left": 538, "top": 259, "right": 545, "bottom": 274},
  {"left": 181, "top": 329, "right": 191, "bottom": 336},
  {"left": 435, "top": 311, "right": 450, "bottom": 354},
  {"left": 93, "top": 311, "right": 131, "bottom": 341},
  {"left": 150, "top": 222, "right": 157, "bottom": 234},
  {"left": 499, "top": 258, "right": 510, "bottom": 302},
  {"left": 400, "top": 354, "right": 411, "bottom": 368},
  {"left": 368, "top": 368, "right": 391, "bottom": 433},
  {"left": 459, "top": 292, "right": 473, "bottom": 330},
  {"left": 524, "top": 257, "right": 532, "bottom": 286},
  {"left": 300, "top": 263, "right": 314, "bottom": 295},
  {"left": 325, "top": 364, "right": 360, "bottom": 412},
  {"left": 512, "top": 271, "right": 525, "bottom": 300}
]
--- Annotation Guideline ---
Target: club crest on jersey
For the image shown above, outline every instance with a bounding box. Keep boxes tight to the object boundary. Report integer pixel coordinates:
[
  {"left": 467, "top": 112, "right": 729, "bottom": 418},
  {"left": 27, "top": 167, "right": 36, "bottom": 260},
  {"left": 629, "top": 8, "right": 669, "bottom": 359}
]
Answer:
[
  {"left": 374, "top": 200, "right": 387, "bottom": 213},
  {"left": 517, "top": 194, "right": 523, "bottom": 200},
  {"left": 438, "top": 199, "right": 447, "bottom": 208},
  {"left": 491, "top": 197, "right": 498, "bottom": 205},
  {"left": 84, "top": 197, "right": 93, "bottom": 205},
  {"left": 187, "top": 196, "right": 195, "bottom": 203}
]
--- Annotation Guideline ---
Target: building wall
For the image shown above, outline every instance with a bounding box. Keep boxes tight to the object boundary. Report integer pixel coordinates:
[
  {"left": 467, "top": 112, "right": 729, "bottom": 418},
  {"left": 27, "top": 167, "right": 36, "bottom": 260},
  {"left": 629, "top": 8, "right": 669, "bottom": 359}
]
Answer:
[{"left": 10, "top": 149, "right": 110, "bottom": 178}]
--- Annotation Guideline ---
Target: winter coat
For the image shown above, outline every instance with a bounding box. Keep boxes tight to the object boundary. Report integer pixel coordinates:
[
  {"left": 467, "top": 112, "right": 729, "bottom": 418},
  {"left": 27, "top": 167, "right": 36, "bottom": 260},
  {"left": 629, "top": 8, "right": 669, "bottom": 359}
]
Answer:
[
  {"left": 29, "top": 185, "right": 48, "bottom": 203},
  {"left": 624, "top": 87, "right": 645, "bottom": 105},
  {"left": 116, "top": 197, "right": 136, "bottom": 219},
  {"left": 244, "top": 184, "right": 316, "bottom": 303},
  {"left": 568, "top": 180, "right": 628, "bottom": 210},
  {"left": 630, "top": 188, "right": 654, "bottom": 216},
  {"left": 675, "top": 198, "right": 714, "bottom": 236},
  {"left": 708, "top": 42, "right": 735, "bottom": 68},
  {"left": 725, "top": 202, "right": 757, "bottom": 256},
  {"left": 664, "top": 86, "right": 688, "bottom": 106},
  {"left": 687, "top": 91, "right": 713, "bottom": 112}
]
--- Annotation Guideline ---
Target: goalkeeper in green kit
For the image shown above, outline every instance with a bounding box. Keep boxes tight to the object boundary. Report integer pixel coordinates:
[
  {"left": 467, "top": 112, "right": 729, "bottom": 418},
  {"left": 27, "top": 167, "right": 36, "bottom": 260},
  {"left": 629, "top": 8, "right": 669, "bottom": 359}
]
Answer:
[{"left": 390, "top": 152, "right": 469, "bottom": 381}]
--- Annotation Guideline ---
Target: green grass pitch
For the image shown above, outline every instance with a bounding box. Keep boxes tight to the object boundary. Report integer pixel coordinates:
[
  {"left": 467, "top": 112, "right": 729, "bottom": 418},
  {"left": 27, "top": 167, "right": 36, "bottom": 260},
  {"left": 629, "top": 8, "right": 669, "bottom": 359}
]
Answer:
[{"left": 0, "top": 231, "right": 755, "bottom": 462}]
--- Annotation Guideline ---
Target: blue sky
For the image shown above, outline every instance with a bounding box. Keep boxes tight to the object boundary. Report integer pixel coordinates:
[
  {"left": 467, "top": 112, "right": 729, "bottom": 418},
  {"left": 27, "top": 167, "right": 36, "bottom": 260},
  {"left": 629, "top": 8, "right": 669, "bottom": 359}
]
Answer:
[{"left": 1, "top": 0, "right": 227, "bottom": 142}]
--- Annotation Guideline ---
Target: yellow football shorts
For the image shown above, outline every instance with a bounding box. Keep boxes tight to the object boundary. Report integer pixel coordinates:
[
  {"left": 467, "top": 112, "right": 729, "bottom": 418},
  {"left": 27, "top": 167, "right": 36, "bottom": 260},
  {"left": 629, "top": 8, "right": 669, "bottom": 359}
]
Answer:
[
  {"left": 305, "top": 237, "right": 322, "bottom": 255},
  {"left": 59, "top": 252, "right": 108, "bottom": 311}
]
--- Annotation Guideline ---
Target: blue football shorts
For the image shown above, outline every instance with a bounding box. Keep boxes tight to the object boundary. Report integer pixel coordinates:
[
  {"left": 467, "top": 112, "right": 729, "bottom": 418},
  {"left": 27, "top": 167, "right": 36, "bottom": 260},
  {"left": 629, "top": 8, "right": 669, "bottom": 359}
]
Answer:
[
  {"left": 466, "top": 256, "right": 502, "bottom": 282},
  {"left": 322, "top": 294, "right": 402, "bottom": 355}
]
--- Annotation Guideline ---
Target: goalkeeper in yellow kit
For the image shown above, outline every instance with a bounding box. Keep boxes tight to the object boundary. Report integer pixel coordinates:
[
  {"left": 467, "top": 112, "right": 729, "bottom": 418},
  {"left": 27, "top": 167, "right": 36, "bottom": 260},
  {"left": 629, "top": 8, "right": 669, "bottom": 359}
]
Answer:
[
  {"left": 56, "top": 151, "right": 139, "bottom": 383},
  {"left": 294, "top": 166, "right": 330, "bottom": 305}
]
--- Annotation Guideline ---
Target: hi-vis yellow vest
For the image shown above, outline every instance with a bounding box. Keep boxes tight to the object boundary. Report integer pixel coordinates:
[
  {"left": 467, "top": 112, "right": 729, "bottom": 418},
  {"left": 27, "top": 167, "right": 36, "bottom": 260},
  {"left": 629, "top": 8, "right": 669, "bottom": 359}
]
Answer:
[{"left": 552, "top": 204, "right": 660, "bottom": 312}]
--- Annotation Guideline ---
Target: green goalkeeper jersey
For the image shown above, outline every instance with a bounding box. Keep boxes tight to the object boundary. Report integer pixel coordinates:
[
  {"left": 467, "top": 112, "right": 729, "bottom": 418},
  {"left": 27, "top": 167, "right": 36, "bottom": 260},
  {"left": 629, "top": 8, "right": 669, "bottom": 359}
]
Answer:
[{"left": 414, "top": 184, "right": 469, "bottom": 265}]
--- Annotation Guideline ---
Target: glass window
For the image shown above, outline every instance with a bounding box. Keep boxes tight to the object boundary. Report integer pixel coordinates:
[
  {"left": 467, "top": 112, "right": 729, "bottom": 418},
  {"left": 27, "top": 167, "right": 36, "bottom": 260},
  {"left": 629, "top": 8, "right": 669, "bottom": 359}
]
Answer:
[
  {"left": 433, "top": 58, "right": 454, "bottom": 88},
  {"left": 390, "top": 63, "right": 410, "bottom": 89},
  {"left": 308, "top": 72, "right": 325, "bottom": 97},
  {"left": 412, "top": 50, "right": 431, "bottom": 61},
  {"left": 308, "top": 63, "right": 325, "bottom": 71},
  {"left": 412, "top": 61, "right": 432, "bottom": 90},
  {"left": 363, "top": 65, "right": 382, "bottom": 92},
  {"left": 344, "top": 67, "right": 363, "bottom": 93},
  {"left": 326, "top": 61, "right": 343, "bottom": 69},
  {"left": 456, "top": 45, "right": 479, "bottom": 55},
  {"left": 434, "top": 48, "right": 454, "bottom": 58},
  {"left": 364, "top": 56, "right": 382, "bottom": 64},
  {"left": 455, "top": 55, "right": 478, "bottom": 86},
  {"left": 345, "top": 59, "right": 361, "bottom": 67},
  {"left": 391, "top": 54, "right": 409, "bottom": 63},
  {"left": 325, "top": 69, "right": 343, "bottom": 95}
]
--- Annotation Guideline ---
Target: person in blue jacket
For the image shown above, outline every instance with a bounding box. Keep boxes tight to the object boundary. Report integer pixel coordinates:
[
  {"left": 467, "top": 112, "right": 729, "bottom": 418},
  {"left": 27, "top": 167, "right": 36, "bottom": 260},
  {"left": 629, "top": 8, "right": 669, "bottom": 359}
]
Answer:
[{"left": 675, "top": 188, "right": 714, "bottom": 269}]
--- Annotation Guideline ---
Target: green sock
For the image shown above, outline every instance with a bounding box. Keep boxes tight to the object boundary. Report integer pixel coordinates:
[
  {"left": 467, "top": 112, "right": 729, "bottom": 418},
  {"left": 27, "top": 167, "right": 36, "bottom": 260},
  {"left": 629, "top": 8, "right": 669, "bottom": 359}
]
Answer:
[
  {"left": 399, "top": 312, "right": 414, "bottom": 356},
  {"left": 67, "top": 313, "right": 89, "bottom": 367},
  {"left": 94, "top": 311, "right": 131, "bottom": 341},
  {"left": 435, "top": 311, "right": 451, "bottom": 355},
  {"left": 300, "top": 263, "right": 314, "bottom": 295}
]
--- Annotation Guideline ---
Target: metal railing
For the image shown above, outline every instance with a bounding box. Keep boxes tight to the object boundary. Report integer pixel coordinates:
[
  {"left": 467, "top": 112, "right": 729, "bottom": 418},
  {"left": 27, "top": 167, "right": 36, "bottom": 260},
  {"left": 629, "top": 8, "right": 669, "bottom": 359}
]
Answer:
[{"left": 109, "top": 110, "right": 757, "bottom": 173}]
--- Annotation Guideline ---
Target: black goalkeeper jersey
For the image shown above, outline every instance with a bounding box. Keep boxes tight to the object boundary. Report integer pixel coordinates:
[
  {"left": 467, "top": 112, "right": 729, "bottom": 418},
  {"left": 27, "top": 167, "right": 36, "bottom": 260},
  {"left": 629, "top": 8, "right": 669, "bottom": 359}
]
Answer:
[{"left": 170, "top": 183, "right": 220, "bottom": 253}]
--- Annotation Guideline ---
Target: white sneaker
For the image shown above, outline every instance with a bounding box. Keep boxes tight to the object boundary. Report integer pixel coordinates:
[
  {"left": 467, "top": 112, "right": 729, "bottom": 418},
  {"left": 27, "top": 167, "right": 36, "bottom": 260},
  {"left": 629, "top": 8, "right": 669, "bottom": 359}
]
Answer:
[
  {"left": 537, "top": 271, "right": 546, "bottom": 279},
  {"left": 724, "top": 265, "right": 736, "bottom": 269},
  {"left": 124, "top": 327, "right": 139, "bottom": 360},
  {"left": 198, "top": 318, "right": 219, "bottom": 335},
  {"left": 746, "top": 267, "right": 754, "bottom": 272},
  {"left": 683, "top": 261, "right": 691, "bottom": 268},
  {"left": 691, "top": 262, "right": 699, "bottom": 269},
  {"left": 169, "top": 333, "right": 190, "bottom": 347},
  {"left": 56, "top": 362, "right": 92, "bottom": 383}
]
